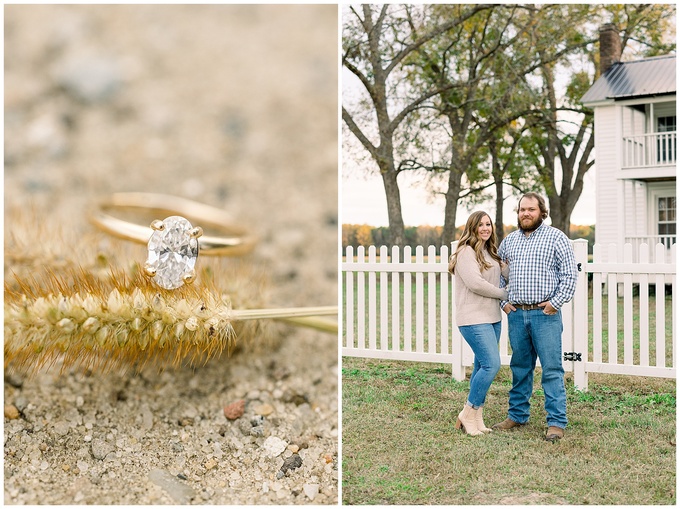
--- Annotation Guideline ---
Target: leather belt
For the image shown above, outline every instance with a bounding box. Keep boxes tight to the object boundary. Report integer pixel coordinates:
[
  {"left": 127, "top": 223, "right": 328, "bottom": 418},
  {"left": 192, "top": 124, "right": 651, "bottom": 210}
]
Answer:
[{"left": 513, "top": 303, "right": 542, "bottom": 311}]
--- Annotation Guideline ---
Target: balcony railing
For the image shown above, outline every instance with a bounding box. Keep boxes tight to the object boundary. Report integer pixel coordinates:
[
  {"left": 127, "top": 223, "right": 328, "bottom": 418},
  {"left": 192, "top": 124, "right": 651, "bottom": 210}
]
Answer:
[{"left": 622, "top": 131, "right": 676, "bottom": 168}]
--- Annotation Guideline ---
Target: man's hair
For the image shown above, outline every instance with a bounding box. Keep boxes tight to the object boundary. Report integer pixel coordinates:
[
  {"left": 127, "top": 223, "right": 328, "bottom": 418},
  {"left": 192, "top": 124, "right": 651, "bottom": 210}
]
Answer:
[{"left": 518, "top": 192, "right": 549, "bottom": 219}]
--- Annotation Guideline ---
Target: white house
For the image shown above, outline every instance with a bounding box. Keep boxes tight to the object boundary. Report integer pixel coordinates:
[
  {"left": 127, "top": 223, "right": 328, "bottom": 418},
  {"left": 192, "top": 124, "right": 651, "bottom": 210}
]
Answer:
[{"left": 581, "top": 24, "right": 676, "bottom": 262}]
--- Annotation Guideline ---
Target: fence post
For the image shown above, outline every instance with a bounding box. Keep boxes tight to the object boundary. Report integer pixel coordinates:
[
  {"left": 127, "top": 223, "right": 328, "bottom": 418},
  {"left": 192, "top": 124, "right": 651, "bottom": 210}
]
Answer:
[
  {"left": 572, "top": 239, "right": 589, "bottom": 391},
  {"left": 345, "top": 246, "right": 354, "bottom": 351},
  {"left": 449, "top": 241, "right": 466, "bottom": 381}
]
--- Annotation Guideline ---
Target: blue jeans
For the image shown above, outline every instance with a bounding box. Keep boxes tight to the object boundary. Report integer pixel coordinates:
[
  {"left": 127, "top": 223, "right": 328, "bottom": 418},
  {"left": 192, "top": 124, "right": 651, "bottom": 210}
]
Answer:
[
  {"left": 507, "top": 309, "right": 567, "bottom": 428},
  {"left": 458, "top": 321, "right": 501, "bottom": 408}
]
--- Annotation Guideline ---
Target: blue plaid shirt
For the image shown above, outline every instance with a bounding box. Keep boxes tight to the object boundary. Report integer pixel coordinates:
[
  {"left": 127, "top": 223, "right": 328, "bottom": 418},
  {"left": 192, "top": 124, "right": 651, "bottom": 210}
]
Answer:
[{"left": 498, "top": 222, "right": 577, "bottom": 310}]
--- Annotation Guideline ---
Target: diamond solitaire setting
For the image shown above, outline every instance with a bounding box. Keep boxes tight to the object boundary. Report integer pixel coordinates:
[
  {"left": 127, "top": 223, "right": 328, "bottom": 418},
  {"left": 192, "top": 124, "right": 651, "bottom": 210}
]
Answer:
[{"left": 144, "top": 216, "right": 203, "bottom": 289}]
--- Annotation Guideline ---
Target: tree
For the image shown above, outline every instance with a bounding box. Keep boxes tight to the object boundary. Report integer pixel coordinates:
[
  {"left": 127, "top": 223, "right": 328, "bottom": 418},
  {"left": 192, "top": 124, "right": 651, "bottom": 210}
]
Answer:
[
  {"left": 488, "top": 125, "right": 536, "bottom": 242},
  {"left": 344, "top": 4, "right": 676, "bottom": 243},
  {"left": 343, "top": 4, "right": 493, "bottom": 247},
  {"left": 397, "top": 4, "right": 598, "bottom": 242},
  {"left": 355, "top": 224, "right": 374, "bottom": 248},
  {"left": 399, "top": 5, "right": 535, "bottom": 243}
]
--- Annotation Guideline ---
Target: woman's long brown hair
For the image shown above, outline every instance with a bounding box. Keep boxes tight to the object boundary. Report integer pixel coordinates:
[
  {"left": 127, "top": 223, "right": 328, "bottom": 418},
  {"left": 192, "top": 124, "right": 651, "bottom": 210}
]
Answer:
[{"left": 448, "top": 211, "right": 501, "bottom": 274}]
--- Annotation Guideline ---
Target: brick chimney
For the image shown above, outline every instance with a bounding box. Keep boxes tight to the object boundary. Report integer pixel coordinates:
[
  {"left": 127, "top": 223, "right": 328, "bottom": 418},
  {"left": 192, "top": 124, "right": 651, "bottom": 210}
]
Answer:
[{"left": 599, "top": 23, "right": 622, "bottom": 75}]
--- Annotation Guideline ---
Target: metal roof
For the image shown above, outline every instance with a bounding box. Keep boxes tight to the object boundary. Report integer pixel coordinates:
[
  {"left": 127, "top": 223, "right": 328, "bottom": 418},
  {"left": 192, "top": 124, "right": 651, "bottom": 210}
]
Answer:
[{"left": 581, "top": 54, "right": 676, "bottom": 105}]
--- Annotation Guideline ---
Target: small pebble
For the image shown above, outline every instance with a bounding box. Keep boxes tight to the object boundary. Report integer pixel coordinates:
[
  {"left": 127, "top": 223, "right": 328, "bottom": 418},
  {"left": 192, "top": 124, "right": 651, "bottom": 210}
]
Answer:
[
  {"left": 262, "top": 436, "right": 287, "bottom": 457},
  {"left": 53, "top": 421, "right": 70, "bottom": 436},
  {"left": 237, "top": 419, "right": 251, "bottom": 436},
  {"left": 223, "top": 400, "right": 245, "bottom": 420},
  {"left": 283, "top": 390, "right": 308, "bottom": 406},
  {"left": 91, "top": 438, "right": 114, "bottom": 460},
  {"left": 148, "top": 468, "right": 196, "bottom": 504},
  {"left": 204, "top": 458, "right": 217, "bottom": 470},
  {"left": 178, "top": 417, "right": 194, "bottom": 427},
  {"left": 303, "top": 483, "right": 319, "bottom": 501},
  {"left": 14, "top": 396, "right": 28, "bottom": 412},
  {"left": 288, "top": 444, "right": 300, "bottom": 453},
  {"left": 5, "top": 373, "right": 24, "bottom": 388},
  {"left": 279, "top": 453, "right": 303, "bottom": 476},
  {"left": 56, "top": 56, "right": 122, "bottom": 104},
  {"left": 254, "top": 403, "right": 274, "bottom": 416},
  {"left": 4, "top": 405, "right": 20, "bottom": 420}
]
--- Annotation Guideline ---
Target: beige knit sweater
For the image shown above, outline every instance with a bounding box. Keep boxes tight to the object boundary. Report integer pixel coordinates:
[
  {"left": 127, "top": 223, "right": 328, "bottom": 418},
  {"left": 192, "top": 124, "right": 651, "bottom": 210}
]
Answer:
[{"left": 452, "top": 245, "right": 509, "bottom": 326}]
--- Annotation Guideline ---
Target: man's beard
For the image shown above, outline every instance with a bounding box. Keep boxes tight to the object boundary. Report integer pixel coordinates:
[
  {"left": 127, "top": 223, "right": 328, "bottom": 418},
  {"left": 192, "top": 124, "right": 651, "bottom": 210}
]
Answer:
[{"left": 518, "top": 215, "right": 542, "bottom": 232}]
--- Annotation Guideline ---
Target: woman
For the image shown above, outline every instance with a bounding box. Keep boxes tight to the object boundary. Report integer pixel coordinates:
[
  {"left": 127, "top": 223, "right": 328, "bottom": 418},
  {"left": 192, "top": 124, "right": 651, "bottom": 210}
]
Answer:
[{"left": 448, "top": 211, "right": 509, "bottom": 436}]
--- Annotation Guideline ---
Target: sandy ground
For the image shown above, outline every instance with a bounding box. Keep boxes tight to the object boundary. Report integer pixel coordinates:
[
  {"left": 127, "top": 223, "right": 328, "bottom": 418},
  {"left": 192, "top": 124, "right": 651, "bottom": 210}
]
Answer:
[{"left": 4, "top": 5, "right": 338, "bottom": 504}]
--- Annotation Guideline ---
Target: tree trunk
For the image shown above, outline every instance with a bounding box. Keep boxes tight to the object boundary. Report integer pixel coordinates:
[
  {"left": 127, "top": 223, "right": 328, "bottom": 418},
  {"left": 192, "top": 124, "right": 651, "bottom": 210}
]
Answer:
[
  {"left": 380, "top": 164, "right": 406, "bottom": 247},
  {"left": 547, "top": 195, "right": 571, "bottom": 237},
  {"left": 490, "top": 139, "right": 506, "bottom": 243},
  {"left": 442, "top": 162, "right": 464, "bottom": 245}
]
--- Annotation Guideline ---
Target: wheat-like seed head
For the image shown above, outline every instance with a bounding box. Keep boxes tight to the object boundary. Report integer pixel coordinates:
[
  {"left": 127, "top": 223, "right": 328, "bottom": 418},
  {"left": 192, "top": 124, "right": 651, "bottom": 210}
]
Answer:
[
  {"left": 4, "top": 204, "right": 281, "bottom": 374},
  {"left": 5, "top": 264, "right": 275, "bottom": 374}
]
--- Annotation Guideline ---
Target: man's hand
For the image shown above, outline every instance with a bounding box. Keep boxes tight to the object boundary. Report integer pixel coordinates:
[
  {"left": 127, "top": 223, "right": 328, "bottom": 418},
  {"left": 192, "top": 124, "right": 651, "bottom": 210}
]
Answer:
[
  {"left": 539, "top": 301, "right": 558, "bottom": 315},
  {"left": 503, "top": 303, "right": 516, "bottom": 314}
]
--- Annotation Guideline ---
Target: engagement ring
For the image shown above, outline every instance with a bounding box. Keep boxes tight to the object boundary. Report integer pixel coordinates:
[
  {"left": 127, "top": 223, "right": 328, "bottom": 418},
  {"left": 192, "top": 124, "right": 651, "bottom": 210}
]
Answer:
[{"left": 90, "top": 192, "right": 257, "bottom": 290}]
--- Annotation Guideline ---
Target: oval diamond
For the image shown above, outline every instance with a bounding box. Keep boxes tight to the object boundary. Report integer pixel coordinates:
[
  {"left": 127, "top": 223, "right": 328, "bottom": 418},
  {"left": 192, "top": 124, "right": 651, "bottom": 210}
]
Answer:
[{"left": 146, "top": 216, "right": 199, "bottom": 289}]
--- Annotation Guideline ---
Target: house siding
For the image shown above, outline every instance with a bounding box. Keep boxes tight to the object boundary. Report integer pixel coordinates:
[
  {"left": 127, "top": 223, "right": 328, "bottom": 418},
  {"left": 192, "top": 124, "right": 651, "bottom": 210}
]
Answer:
[
  {"left": 623, "top": 106, "right": 646, "bottom": 136},
  {"left": 584, "top": 55, "right": 675, "bottom": 261},
  {"left": 634, "top": 181, "right": 648, "bottom": 236}
]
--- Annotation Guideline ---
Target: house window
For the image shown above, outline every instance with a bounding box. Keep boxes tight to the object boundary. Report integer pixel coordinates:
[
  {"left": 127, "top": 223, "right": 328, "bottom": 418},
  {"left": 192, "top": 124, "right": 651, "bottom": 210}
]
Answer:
[
  {"left": 657, "top": 116, "right": 676, "bottom": 164},
  {"left": 658, "top": 196, "right": 676, "bottom": 248}
]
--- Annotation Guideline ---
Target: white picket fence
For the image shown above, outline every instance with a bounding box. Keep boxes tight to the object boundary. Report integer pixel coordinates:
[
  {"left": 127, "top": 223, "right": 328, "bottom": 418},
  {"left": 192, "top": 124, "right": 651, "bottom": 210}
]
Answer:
[{"left": 342, "top": 240, "right": 676, "bottom": 391}]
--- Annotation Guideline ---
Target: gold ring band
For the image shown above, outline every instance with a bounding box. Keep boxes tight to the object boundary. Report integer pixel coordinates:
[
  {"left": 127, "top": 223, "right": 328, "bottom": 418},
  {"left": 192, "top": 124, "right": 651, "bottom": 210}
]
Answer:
[{"left": 89, "top": 192, "right": 257, "bottom": 256}]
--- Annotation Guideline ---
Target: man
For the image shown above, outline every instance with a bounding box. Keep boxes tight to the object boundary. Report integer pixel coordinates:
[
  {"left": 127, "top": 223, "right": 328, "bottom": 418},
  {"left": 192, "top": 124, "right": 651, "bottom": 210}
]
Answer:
[{"left": 493, "top": 193, "right": 577, "bottom": 441}]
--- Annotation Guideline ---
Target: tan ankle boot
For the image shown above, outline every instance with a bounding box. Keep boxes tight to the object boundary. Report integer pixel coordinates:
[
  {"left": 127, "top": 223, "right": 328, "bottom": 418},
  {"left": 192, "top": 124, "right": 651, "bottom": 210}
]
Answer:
[
  {"left": 476, "top": 407, "right": 492, "bottom": 433},
  {"left": 455, "top": 404, "right": 483, "bottom": 436}
]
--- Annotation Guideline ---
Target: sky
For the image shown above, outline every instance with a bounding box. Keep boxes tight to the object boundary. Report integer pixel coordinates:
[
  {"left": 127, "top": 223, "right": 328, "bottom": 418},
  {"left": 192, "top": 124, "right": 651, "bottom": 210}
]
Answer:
[{"left": 341, "top": 169, "right": 597, "bottom": 228}]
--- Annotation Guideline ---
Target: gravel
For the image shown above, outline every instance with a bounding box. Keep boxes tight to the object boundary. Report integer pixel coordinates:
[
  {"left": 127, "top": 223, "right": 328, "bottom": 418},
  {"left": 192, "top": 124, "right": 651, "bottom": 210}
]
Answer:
[{"left": 4, "top": 4, "right": 337, "bottom": 505}]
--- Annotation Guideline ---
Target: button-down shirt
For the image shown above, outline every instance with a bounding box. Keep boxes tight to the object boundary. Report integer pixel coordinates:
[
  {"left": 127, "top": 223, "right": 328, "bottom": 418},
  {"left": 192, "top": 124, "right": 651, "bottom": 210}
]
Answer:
[{"left": 498, "top": 222, "right": 577, "bottom": 309}]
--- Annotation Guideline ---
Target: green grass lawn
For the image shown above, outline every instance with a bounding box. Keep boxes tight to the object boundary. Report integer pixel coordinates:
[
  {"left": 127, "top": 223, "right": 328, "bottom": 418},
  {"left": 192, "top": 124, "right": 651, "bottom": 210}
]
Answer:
[
  {"left": 342, "top": 279, "right": 676, "bottom": 505},
  {"left": 342, "top": 359, "right": 676, "bottom": 505}
]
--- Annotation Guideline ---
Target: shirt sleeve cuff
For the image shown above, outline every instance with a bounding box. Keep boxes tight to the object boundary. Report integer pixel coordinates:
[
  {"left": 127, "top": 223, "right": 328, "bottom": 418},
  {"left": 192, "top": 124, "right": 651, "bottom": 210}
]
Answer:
[{"left": 549, "top": 299, "right": 562, "bottom": 310}]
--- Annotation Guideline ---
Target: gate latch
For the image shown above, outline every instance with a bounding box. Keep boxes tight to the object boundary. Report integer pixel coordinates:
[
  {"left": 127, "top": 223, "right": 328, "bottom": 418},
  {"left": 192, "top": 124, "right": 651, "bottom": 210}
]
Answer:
[{"left": 563, "top": 352, "right": 582, "bottom": 362}]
